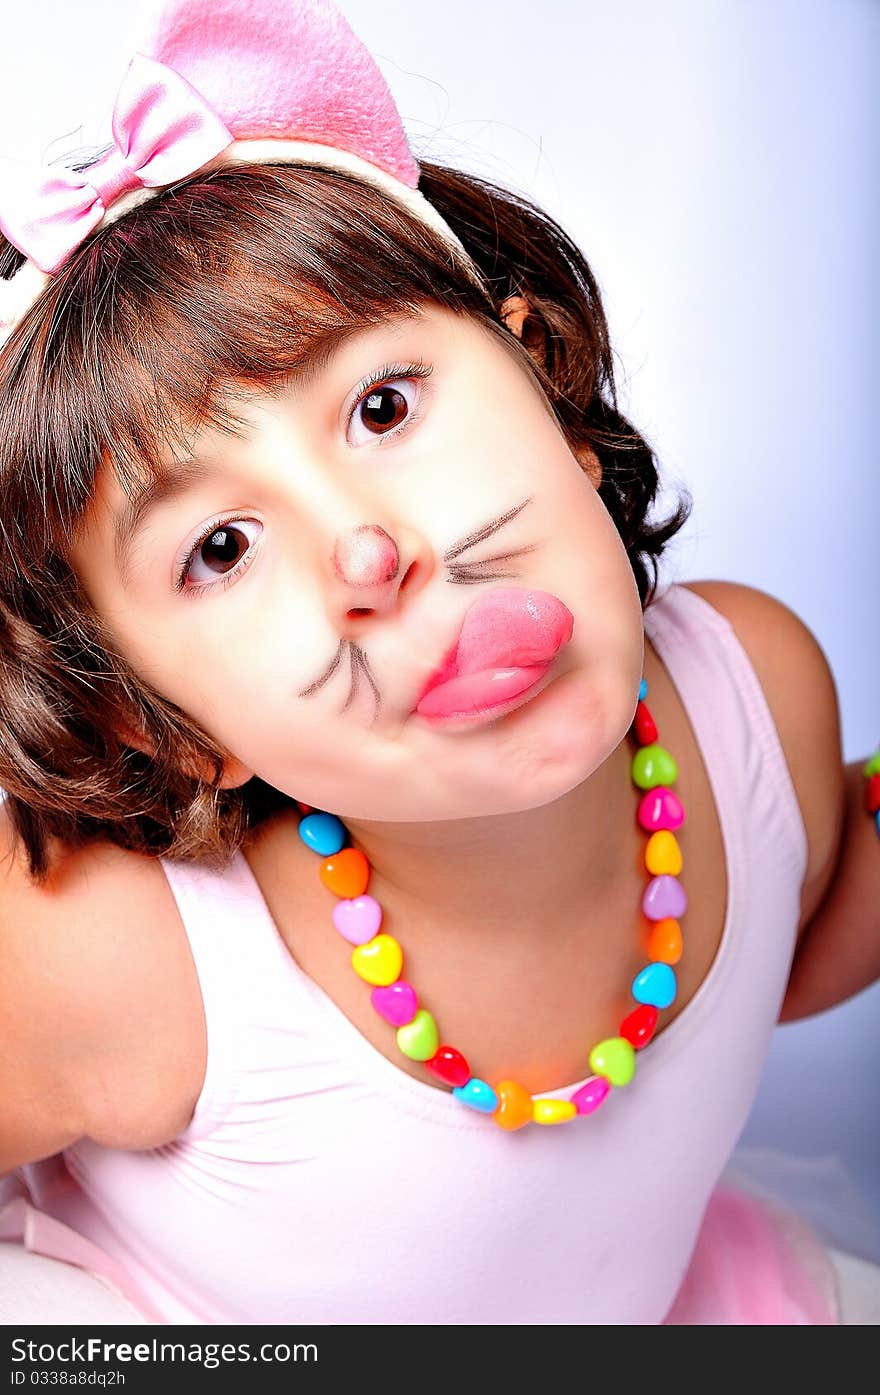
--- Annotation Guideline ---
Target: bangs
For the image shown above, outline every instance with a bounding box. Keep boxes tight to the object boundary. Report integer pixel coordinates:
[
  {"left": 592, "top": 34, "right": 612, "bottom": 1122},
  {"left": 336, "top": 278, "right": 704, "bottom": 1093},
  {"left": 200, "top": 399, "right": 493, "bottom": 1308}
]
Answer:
[{"left": 0, "top": 162, "right": 496, "bottom": 584}]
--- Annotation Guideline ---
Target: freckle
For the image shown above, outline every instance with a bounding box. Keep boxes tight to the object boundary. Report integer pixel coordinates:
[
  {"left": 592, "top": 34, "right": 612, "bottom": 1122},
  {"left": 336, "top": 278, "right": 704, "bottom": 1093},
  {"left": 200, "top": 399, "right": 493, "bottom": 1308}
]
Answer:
[{"left": 332, "top": 526, "right": 399, "bottom": 586}]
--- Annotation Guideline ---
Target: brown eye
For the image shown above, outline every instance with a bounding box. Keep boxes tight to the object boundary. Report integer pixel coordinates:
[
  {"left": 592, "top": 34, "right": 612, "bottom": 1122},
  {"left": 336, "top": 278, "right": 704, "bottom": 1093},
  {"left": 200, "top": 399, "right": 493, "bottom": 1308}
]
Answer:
[
  {"left": 195, "top": 524, "right": 249, "bottom": 575},
  {"left": 348, "top": 377, "right": 417, "bottom": 443},
  {"left": 179, "top": 519, "right": 262, "bottom": 593}
]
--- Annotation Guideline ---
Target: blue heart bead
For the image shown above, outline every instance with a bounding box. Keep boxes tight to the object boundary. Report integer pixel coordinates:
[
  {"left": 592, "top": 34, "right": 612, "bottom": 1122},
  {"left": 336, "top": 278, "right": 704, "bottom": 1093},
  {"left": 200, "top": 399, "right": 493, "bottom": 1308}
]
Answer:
[
  {"left": 452, "top": 1078, "right": 499, "bottom": 1113},
  {"left": 632, "top": 962, "right": 677, "bottom": 1010},
  {"left": 298, "top": 811, "right": 346, "bottom": 856}
]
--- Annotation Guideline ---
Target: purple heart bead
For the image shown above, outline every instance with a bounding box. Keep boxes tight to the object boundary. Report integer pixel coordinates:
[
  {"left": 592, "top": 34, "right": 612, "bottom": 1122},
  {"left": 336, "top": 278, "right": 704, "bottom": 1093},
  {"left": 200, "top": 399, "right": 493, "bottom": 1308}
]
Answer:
[
  {"left": 637, "top": 786, "right": 684, "bottom": 833},
  {"left": 371, "top": 980, "right": 418, "bottom": 1026},
  {"left": 642, "top": 873, "right": 687, "bottom": 921},
  {"left": 332, "top": 894, "right": 383, "bottom": 945}
]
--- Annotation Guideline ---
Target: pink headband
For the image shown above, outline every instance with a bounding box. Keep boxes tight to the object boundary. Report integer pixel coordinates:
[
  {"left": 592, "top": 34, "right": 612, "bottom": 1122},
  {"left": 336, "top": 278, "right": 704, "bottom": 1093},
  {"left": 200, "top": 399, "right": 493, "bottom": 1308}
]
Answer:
[{"left": 0, "top": 0, "right": 489, "bottom": 350}]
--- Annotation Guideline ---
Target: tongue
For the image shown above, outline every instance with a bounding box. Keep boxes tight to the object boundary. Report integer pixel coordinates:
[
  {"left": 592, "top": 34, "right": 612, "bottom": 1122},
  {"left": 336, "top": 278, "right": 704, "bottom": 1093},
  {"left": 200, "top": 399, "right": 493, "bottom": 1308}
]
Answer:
[{"left": 453, "top": 588, "right": 574, "bottom": 675}]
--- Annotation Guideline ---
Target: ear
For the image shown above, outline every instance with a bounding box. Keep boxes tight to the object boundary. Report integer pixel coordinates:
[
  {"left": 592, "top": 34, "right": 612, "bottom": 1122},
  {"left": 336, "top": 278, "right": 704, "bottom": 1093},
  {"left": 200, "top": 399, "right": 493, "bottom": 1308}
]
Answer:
[
  {"left": 499, "top": 293, "right": 547, "bottom": 367},
  {"left": 499, "top": 293, "right": 602, "bottom": 491},
  {"left": 210, "top": 756, "right": 255, "bottom": 790},
  {"left": 499, "top": 293, "right": 530, "bottom": 339},
  {"left": 117, "top": 723, "right": 254, "bottom": 789}
]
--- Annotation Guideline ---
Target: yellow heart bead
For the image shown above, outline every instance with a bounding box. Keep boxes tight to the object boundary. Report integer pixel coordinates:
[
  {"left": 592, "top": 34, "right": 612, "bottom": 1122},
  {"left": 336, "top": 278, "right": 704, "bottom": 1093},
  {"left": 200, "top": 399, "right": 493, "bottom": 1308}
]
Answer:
[
  {"left": 351, "top": 933, "right": 403, "bottom": 986},
  {"left": 532, "top": 1098, "right": 577, "bottom": 1125},
  {"left": 645, "top": 829, "right": 682, "bottom": 876}
]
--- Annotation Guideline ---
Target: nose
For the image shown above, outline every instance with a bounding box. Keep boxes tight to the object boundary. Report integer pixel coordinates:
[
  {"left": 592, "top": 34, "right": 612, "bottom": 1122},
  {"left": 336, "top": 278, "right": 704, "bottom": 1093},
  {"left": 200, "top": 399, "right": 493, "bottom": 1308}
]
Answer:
[
  {"left": 331, "top": 522, "right": 419, "bottom": 617},
  {"left": 332, "top": 524, "right": 400, "bottom": 588}
]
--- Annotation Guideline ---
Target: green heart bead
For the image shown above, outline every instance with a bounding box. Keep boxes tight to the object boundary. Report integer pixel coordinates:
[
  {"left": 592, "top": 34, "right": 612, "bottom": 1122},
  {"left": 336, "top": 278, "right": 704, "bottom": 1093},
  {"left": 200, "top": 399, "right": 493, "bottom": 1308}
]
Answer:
[
  {"left": 397, "top": 1009, "right": 439, "bottom": 1062},
  {"left": 864, "top": 751, "right": 880, "bottom": 778},
  {"left": 631, "top": 743, "right": 678, "bottom": 790},
  {"left": 589, "top": 1036, "right": 636, "bottom": 1087}
]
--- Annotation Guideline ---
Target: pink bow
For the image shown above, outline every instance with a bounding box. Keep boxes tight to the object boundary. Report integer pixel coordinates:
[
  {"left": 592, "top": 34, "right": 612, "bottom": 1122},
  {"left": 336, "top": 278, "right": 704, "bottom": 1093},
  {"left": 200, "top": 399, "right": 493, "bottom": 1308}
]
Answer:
[
  {"left": 0, "top": 55, "right": 233, "bottom": 275},
  {"left": 0, "top": 0, "right": 421, "bottom": 280}
]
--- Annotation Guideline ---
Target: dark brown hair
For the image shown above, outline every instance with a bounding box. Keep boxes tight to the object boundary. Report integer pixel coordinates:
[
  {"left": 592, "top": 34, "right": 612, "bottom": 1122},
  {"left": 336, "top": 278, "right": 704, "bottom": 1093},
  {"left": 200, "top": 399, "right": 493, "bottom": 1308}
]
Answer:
[{"left": 0, "top": 158, "right": 692, "bottom": 884}]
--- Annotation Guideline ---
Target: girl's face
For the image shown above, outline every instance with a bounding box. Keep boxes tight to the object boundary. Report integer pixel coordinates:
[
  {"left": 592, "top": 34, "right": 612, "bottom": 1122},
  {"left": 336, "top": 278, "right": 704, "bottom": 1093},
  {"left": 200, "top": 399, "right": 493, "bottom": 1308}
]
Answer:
[{"left": 70, "top": 301, "right": 644, "bottom": 822}]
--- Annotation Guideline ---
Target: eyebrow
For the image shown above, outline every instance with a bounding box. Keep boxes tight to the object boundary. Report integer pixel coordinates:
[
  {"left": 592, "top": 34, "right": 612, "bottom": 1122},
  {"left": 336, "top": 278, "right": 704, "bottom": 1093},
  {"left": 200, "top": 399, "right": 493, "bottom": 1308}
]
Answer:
[
  {"left": 112, "top": 313, "right": 413, "bottom": 585},
  {"left": 115, "top": 458, "right": 229, "bottom": 588}
]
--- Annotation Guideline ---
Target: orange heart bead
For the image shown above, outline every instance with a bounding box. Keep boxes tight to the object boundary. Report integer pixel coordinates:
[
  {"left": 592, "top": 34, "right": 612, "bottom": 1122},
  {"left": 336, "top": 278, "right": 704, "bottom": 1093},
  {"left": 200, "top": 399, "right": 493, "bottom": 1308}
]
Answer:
[
  {"left": 492, "top": 1079, "right": 534, "bottom": 1131},
  {"left": 645, "top": 829, "right": 682, "bottom": 876},
  {"left": 647, "top": 917, "right": 682, "bottom": 964},
  {"left": 319, "top": 847, "right": 370, "bottom": 898}
]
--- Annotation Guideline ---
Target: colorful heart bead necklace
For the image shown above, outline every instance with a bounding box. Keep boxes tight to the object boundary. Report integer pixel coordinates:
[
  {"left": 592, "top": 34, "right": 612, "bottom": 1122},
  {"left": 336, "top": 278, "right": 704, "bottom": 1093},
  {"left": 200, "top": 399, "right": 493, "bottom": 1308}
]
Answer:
[
  {"left": 296, "top": 676, "right": 686, "bottom": 1130},
  {"left": 865, "top": 745, "right": 880, "bottom": 839}
]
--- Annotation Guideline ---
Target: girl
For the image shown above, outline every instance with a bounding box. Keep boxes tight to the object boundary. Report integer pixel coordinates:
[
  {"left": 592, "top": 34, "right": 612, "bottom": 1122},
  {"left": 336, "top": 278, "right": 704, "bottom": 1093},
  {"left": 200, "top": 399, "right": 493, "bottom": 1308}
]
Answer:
[{"left": 0, "top": 0, "right": 877, "bottom": 1325}]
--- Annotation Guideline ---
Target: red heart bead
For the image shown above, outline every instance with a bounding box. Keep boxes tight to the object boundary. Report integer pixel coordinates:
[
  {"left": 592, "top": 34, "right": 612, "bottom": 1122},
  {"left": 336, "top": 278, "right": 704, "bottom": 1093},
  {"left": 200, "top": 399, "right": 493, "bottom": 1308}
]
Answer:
[
  {"left": 424, "top": 1045, "right": 471, "bottom": 1087},
  {"left": 620, "top": 1003, "right": 659, "bottom": 1049},
  {"left": 634, "top": 700, "right": 658, "bottom": 746}
]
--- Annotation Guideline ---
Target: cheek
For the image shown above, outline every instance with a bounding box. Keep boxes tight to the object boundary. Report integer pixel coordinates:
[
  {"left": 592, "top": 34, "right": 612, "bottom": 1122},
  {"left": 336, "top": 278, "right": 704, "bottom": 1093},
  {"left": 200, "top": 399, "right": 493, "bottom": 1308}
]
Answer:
[
  {"left": 530, "top": 467, "right": 644, "bottom": 716},
  {"left": 140, "top": 613, "right": 338, "bottom": 759},
  {"left": 529, "top": 445, "right": 636, "bottom": 603},
  {"left": 572, "top": 483, "right": 644, "bottom": 664}
]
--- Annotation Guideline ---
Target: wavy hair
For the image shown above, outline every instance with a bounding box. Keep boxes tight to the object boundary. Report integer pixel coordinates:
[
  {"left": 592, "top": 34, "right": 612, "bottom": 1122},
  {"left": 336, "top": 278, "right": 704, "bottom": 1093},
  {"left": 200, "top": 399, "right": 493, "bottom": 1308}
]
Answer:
[{"left": 0, "top": 158, "right": 692, "bottom": 884}]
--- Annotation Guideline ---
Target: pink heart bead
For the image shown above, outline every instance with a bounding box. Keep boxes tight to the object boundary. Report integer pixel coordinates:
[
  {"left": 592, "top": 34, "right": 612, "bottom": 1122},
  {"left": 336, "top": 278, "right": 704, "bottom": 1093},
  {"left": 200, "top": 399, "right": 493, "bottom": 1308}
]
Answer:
[
  {"left": 637, "top": 786, "right": 684, "bottom": 833},
  {"left": 332, "top": 894, "right": 383, "bottom": 945},
  {"left": 371, "top": 980, "right": 418, "bottom": 1026},
  {"left": 571, "top": 1076, "right": 610, "bottom": 1115},
  {"left": 642, "top": 873, "right": 687, "bottom": 921}
]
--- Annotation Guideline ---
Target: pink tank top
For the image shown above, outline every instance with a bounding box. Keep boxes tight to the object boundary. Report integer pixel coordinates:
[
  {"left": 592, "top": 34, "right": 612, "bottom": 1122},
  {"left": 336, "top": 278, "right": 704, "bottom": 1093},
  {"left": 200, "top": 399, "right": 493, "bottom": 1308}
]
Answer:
[{"left": 0, "top": 582, "right": 841, "bottom": 1323}]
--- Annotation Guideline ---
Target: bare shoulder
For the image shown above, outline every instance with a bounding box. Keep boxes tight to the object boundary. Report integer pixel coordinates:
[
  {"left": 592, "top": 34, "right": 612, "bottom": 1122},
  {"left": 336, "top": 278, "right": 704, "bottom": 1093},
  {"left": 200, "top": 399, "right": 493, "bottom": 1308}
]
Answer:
[
  {"left": 0, "top": 803, "right": 205, "bottom": 1152},
  {"left": 679, "top": 580, "right": 846, "bottom": 939}
]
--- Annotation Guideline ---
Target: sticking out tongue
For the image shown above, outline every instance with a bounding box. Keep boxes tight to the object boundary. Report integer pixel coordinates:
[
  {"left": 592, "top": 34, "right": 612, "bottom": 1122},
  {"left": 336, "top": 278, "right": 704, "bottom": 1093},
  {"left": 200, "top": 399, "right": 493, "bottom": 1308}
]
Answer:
[{"left": 452, "top": 587, "right": 574, "bottom": 675}]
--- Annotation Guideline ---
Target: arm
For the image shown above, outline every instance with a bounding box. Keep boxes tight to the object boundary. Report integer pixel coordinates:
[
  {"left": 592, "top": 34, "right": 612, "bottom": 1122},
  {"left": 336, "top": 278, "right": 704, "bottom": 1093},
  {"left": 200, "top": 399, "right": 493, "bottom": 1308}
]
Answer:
[
  {"left": 0, "top": 804, "right": 194, "bottom": 1169},
  {"left": 0, "top": 815, "right": 92, "bottom": 1172},
  {"left": 779, "top": 757, "right": 880, "bottom": 1022},
  {"left": 682, "top": 581, "right": 875, "bottom": 1025}
]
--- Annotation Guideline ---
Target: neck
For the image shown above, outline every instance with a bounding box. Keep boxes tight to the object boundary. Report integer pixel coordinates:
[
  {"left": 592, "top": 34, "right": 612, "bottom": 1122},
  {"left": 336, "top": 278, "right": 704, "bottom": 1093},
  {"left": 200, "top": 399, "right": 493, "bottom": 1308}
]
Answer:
[{"left": 337, "top": 730, "right": 638, "bottom": 949}]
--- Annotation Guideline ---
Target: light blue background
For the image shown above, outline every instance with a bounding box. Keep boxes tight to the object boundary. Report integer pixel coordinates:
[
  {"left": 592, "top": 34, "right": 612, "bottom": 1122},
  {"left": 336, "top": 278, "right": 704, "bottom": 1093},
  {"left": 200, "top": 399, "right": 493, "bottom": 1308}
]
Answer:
[{"left": 2, "top": 0, "right": 878, "bottom": 1259}]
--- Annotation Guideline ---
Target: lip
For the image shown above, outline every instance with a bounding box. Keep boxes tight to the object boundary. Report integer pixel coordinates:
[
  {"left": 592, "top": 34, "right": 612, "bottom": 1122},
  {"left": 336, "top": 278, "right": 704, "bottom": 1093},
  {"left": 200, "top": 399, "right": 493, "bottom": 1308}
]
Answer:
[
  {"left": 414, "top": 638, "right": 462, "bottom": 709},
  {"left": 412, "top": 655, "right": 558, "bottom": 728},
  {"left": 411, "top": 586, "right": 575, "bottom": 717}
]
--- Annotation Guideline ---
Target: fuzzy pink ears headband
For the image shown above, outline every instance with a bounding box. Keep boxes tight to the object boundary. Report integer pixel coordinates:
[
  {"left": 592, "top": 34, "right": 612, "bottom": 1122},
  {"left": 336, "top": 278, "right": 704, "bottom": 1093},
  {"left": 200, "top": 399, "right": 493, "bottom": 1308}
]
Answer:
[{"left": 0, "top": 0, "right": 488, "bottom": 350}]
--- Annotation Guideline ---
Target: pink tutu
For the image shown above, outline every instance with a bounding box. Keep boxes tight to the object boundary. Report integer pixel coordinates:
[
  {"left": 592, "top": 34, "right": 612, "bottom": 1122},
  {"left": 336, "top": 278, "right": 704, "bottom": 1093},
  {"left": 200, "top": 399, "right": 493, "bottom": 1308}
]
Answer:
[{"left": 664, "top": 1184, "right": 839, "bottom": 1323}]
